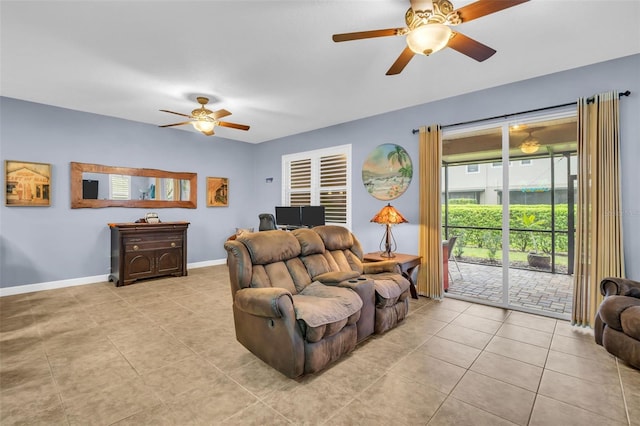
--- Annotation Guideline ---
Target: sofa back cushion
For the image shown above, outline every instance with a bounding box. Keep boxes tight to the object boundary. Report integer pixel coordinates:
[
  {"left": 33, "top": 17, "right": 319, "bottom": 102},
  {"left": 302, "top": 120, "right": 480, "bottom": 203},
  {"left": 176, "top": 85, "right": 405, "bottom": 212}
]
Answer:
[
  {"left": 313, "top": 225, "right": 354, "bottom": 250},
  {"left": 237, "top": 230, "right": 311, "bottom": 294},
  {"left": 311, "top": 226, "right": 364, "bottom": 274},
  {"left": 238, "top": 230, "right": 301, "bottom": 264},
  {"left": 292, "top": 228, "right": 325, "bottom": 255}
]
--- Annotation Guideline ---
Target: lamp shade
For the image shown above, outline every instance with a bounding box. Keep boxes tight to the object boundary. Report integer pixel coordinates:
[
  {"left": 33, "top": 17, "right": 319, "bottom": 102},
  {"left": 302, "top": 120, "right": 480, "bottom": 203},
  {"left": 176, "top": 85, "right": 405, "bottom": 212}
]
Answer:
[
  {"left": 406, "top": 23, "right": 452, "bottom": 55},
  {"left": 371, "top": 203, "right": 408, "bottom": 225}
]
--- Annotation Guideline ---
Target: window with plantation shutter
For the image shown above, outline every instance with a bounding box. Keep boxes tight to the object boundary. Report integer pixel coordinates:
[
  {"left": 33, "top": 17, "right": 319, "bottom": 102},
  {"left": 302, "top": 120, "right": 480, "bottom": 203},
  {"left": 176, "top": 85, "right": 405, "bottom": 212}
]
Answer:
[
  {"left": 109, "top": 174, "right": 131, "bottom": 200},
  {"left": 282, "top": 144, "right": 351, "bottom": 228}
]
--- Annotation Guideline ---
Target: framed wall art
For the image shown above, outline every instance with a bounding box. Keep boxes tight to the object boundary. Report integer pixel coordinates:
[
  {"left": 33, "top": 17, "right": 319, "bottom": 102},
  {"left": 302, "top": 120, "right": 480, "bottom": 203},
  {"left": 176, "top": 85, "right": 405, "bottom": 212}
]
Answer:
[
  {"left": 207, "top": 177, "right": 228, "bottom": 207},
  {"left": 5, "top": 160, "right": 51, "bottom": 206},
  {"left": 362, "top": 144, "right": 413, "bottom": 201}
]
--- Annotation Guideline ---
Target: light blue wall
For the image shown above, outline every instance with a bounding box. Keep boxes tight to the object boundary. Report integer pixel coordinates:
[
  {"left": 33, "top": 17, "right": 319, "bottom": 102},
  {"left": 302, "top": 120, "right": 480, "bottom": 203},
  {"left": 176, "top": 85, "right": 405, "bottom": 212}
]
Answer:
[
  {"left": 1, "top": 54, "right": 639, "bottom": 289},
  {"left": 0, "top": 98, "right": 256, "bottom": 287}
]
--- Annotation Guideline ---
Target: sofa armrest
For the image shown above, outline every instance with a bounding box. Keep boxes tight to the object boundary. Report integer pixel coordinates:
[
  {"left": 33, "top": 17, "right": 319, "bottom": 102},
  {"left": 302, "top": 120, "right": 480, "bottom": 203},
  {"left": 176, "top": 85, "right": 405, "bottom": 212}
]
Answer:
[
  {"left": 600, "top": 277, "right": 640, "bottom": 297},
  {"left": 314, "top": 271, "right": 360, "bottom": 284},
  {"left": 234, "top": 287, "right": 293, "bottom": 318},
  {"left": 363, "top": 260, "right": 399, "bottom": 274}
]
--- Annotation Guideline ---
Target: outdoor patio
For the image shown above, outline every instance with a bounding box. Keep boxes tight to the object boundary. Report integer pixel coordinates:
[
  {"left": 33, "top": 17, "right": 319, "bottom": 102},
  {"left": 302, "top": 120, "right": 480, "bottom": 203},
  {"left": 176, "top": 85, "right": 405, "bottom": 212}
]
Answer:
[{"left": 445, "top": 261, "right": 574, "bottom": 318}]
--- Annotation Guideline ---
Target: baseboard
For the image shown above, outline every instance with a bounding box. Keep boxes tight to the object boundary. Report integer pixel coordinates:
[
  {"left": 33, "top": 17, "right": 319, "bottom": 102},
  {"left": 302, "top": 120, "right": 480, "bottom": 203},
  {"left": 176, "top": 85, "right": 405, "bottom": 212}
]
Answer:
[
  {"left": 187, "top": 259, "right": 227, "bottom": 269},
  {"left": 0, "top": 259, "right": 227, "bottom": 297}
]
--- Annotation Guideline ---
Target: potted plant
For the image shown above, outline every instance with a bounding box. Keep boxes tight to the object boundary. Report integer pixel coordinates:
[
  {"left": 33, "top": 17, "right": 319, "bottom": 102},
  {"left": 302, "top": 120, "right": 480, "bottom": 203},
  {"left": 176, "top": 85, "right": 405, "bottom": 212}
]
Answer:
[{"left": 520, "top": 213, "right": 551, "bottom": 268}]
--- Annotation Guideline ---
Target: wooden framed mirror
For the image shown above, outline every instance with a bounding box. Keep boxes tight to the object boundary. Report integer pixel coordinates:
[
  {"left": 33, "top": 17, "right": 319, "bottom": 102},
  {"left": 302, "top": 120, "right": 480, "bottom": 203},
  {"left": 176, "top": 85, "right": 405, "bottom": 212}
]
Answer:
[{"left": 70, "top": 162, "right": 197, "bottom": 208}]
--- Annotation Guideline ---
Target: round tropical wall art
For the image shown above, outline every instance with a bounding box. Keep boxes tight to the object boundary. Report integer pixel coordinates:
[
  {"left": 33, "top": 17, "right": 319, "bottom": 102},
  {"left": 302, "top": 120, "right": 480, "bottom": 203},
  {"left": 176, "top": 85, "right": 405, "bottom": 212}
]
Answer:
[{"left": 362, "top": 143, "right": 413, "bottom": 201}]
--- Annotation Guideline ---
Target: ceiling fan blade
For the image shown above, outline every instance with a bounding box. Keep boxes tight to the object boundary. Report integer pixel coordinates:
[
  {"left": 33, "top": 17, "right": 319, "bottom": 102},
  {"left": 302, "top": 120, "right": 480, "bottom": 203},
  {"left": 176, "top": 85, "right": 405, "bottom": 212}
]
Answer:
[
  {"left": 202, "top": 129, "right": 215, "bottom": 136},
  {"left": 158, "top": 121, "right": 192, "bottom": 128},
  {"left": 217, "top": 121, "right": 250, "bottom": 131},
  {"left": 209, "top": 109, "right": 232, "bottom": 120},
  {"left": 333, "top": 28, "right": 405, "bottom": 42},
  {"left": 454, "top": 0, "right": 529, "bottom": 23},
  {"left": 386, "top": 47, "right": 415, "bottom": 75},
  {"left": 448, "top": 31, "right": 496, "bottom": 62},
  {"left": 159, "top": 109, "right": 192, "bottom": 118}
]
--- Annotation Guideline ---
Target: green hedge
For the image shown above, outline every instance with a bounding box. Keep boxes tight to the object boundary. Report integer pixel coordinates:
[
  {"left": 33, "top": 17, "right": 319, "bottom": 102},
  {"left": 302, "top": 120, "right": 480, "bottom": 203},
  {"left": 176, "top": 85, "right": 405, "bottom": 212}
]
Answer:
[{"left": 443, "top": 204, "right": 572, "bottom": 254}]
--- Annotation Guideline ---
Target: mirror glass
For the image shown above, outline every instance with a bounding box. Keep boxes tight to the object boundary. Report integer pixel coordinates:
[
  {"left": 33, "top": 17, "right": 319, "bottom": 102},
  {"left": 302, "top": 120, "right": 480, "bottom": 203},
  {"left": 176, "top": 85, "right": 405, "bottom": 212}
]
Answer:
[{"left": 71, "top": 162, "right": 197, "bottom": 208}]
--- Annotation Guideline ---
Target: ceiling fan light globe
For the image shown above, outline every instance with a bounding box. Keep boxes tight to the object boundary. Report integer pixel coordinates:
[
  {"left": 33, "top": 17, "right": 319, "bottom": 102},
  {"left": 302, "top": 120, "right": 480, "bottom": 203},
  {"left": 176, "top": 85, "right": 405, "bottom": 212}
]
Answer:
[
  {"left": 406, "top": 23, "right": 452, "bottom": 55},
  {"left": 520, "top": 133, "right": 540, "bottom": 154},
  {"left": 192, "top": 119, "right": 215, "bottom": 133}
]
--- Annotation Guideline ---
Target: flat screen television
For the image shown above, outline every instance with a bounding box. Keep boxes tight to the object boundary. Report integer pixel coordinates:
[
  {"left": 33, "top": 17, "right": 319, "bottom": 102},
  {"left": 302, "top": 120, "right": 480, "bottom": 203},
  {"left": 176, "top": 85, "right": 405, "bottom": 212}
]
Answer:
[
  {"left": 275, "top": 206, "right": 302, "bottom": 227},
  {"left": 82, "top": 179, "right": 99, "bottom": 199},
  {"left": 301, "top": 206, "right": 325, "bottom": 227}
]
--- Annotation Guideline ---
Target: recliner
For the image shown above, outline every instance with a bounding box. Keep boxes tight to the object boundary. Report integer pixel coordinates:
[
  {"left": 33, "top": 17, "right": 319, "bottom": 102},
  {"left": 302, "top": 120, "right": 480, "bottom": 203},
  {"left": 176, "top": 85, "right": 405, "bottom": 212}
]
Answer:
[
  {"left": 225, "top": 230, "right": 369, "bottom": 378},
  {"left": 595, "top": 277, "right": 640, "bottom": 369},
  {"left": 224, "top": 225, "right": 411, "bottom": 377}
]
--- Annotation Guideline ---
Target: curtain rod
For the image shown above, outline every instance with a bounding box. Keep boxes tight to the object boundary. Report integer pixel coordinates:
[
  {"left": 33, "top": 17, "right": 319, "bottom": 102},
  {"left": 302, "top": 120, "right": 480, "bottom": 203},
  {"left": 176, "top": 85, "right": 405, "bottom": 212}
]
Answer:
[{"left": 411, "top": 90, "right": 631, "bottom": 134}]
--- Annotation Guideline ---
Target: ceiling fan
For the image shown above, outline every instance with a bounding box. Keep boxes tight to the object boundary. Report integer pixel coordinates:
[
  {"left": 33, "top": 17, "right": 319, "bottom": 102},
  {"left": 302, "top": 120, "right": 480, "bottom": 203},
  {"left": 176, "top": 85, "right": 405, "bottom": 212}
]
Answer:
[
  {"left": 159, "top": 97, "right": 250, "bottom": 136},
  {"left": 332, "top": 0, "right": 529, "bottom": 75}
]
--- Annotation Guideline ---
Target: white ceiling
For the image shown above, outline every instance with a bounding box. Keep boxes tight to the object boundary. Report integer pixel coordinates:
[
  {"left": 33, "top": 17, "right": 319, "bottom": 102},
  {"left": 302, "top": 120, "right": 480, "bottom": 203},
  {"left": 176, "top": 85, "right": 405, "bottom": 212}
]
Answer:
[{"left": 1, "top": 0, "right": 639, "bottom": 144}]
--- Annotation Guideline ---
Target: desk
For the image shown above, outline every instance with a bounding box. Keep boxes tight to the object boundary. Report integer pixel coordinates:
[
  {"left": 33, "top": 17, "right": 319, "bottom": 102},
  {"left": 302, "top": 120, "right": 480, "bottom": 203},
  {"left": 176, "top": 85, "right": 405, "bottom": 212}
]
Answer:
[{"left": 363, "top": 253, "right": 421, "bottom": 299}]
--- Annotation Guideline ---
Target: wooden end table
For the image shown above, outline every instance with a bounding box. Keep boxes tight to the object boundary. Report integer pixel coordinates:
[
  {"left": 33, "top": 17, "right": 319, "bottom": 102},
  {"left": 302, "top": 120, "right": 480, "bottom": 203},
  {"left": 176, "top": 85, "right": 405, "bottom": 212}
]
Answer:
[{"left": 363, "top": 252, "right": 422, "bottom": 299}]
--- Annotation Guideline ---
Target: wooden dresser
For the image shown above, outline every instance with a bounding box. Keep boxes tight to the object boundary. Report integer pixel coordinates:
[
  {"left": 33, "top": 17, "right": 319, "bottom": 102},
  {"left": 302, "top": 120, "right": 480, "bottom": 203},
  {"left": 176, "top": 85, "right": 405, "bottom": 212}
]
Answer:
[{"left": 108, "top": 222, "right": 189, "bottom": 286}]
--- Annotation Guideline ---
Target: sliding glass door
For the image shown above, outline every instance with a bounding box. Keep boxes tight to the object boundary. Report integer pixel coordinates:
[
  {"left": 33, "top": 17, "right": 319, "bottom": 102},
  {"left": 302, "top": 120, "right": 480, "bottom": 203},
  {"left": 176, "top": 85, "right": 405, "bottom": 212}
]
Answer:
[{"left": 442, "top": 113, "right": 576, "bottom": 319}]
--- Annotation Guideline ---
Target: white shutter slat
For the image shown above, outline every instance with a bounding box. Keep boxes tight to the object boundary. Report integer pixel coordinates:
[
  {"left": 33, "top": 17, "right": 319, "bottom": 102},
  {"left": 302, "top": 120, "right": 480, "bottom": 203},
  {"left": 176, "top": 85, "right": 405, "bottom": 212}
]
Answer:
[{"left": 283, "top": 145, "right": 350, "bottom": 227}]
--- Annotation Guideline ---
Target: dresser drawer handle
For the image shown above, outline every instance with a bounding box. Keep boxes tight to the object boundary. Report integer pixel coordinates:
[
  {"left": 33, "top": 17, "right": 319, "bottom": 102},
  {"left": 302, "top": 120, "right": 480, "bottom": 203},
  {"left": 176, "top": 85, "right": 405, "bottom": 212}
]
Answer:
[
  {"left": 171, "top": 242, "right": 176, "bottom": 247},
  {"left": 133, "top": 245, "right": 139, "bottom": 251}
]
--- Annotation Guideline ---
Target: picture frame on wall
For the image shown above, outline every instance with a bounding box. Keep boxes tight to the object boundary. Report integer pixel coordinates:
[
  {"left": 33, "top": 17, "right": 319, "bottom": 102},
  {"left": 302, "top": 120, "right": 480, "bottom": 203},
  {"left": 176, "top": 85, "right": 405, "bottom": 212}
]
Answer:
[
  {"left": 5, "top": 160, "right": 52, "bottom": 207},
  {"left": 362, "top": 143, "right": 413, "bottom": 201},
  {"left": 207, "top": 177, "right": 228, "bottom": 207}
]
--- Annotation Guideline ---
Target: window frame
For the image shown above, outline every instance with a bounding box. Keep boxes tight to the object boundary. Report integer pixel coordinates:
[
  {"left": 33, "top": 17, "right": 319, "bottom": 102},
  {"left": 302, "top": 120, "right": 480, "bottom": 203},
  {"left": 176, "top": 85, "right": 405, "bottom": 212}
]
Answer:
[
  {"left": 281, "top": 144, "right": 352, "bottom": 229},
  {"left": 466, "top": 164, "right": 480, "bottom": 174}
]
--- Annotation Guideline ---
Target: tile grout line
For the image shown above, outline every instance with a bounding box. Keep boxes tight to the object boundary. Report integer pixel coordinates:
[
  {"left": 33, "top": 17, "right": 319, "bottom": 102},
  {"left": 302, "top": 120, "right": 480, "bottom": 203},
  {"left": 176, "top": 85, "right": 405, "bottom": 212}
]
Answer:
[{"left": 615, "top": 358, "right": 632, "bottom": 426}]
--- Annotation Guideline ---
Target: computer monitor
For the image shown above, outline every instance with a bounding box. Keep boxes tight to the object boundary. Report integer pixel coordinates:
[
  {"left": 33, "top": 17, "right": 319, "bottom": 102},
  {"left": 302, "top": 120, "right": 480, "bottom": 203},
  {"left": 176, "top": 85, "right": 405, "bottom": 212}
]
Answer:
[
  {"left": 301, "top": 206, "right": 325, "bottom": 227},
  {"left": 82, "top": 179, "right": 99, "bottom": 199},
  {"left": 275, "top": 206, "right": 302, "bottom": 227}
]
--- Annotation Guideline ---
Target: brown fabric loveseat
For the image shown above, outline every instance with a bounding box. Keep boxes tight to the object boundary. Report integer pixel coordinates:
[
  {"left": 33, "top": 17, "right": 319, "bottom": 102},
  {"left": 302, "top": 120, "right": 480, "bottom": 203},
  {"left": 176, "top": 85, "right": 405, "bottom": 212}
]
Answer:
[
  {"left": 224, "top": 226, "right": 410, "bottom": 378},
  {"left": 595, "top": 277, "right": 640, "bottom": 369}
]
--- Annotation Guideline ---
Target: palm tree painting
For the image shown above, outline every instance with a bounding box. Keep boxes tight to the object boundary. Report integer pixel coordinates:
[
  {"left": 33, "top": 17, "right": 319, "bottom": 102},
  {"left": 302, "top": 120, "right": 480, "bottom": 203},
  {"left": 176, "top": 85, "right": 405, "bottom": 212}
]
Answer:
[{"left": 362, "top": 144, "right": 413, "bottom": 200}]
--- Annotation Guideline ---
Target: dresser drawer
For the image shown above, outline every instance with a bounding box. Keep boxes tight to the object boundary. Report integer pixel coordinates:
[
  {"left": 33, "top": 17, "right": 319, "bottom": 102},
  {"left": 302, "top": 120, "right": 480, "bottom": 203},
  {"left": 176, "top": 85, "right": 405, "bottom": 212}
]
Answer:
[
  {"left": 123, "top": 232, "right": 183, "bottom": 250},
  {"left": 124, "top": 239, "right": 182, "bottom": 252}
]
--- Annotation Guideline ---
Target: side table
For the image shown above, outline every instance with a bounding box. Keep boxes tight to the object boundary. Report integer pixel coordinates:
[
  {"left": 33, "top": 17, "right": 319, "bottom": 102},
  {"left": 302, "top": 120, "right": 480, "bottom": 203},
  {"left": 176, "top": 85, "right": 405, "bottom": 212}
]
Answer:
[{"left": 363, "top": 252, "right": 421, "bottom": 299}]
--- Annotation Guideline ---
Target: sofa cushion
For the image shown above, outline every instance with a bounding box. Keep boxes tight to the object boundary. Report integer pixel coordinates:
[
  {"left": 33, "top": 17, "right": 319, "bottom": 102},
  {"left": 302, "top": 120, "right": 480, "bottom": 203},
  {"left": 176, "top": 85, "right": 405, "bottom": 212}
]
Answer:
[
  {"left": 599, "top": 295, "right": 640, "bottom": 332},
  {"left": 626, "top": 288, "right": 640, "bottom": 299},
  {"left": 314, "top": 225, "right": 354, "bottom": 250},
  {"left": 364, "top": 272, "right": 410, "bottom": 308},
  {"left": 292, "top": 228, "right": 325, "bottom": 255},
  {"left": 314, "top": 270, "right": 360, "bottom": 284},
  {"left": 239, "top": 230, "right": 301, "bottom": 264},
  {"left": 293, "top": 281, "right": 363, "bottom": 343},
  {"left": 621, "top": 305, "right": 640, "bottom": 340},
  {"left": 301, "top": 254, "right": 333, "bottom": 278}
]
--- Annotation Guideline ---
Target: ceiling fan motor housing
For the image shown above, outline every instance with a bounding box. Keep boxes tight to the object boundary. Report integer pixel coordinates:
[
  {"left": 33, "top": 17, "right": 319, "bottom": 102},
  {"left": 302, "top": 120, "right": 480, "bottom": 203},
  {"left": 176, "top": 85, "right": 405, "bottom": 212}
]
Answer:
[{"left": 406, "top": 0, "right": 461, "bottom": 29}]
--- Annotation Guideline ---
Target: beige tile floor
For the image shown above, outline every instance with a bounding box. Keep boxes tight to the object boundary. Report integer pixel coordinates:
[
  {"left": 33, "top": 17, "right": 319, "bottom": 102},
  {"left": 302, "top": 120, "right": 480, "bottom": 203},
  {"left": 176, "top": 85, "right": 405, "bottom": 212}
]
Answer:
[{"left": 1, "top": 265, "right": 639, "bottom": 425}]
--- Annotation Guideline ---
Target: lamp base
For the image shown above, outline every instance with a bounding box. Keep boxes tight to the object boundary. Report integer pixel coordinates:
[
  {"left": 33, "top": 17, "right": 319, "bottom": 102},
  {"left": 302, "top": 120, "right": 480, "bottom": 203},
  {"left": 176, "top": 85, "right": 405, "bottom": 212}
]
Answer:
[{"left": 379, "top": 251, "right": 396, "bottom": 258}]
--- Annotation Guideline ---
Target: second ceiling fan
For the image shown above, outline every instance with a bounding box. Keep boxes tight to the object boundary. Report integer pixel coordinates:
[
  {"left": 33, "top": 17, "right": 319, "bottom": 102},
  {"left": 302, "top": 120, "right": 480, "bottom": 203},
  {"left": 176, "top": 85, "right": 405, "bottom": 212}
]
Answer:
[
  {"left": 159, "top": 97, "right": 250, "bottom": 136},
  {"left": 332, "top": 0, "right": 529, "bottom": 75}
]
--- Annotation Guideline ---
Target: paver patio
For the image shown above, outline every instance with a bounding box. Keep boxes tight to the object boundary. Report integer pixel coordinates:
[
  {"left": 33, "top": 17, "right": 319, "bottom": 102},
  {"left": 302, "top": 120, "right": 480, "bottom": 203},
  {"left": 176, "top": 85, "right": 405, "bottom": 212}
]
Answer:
[{"left": 445, "top": 261, "right": 574, "bottom": 318}]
